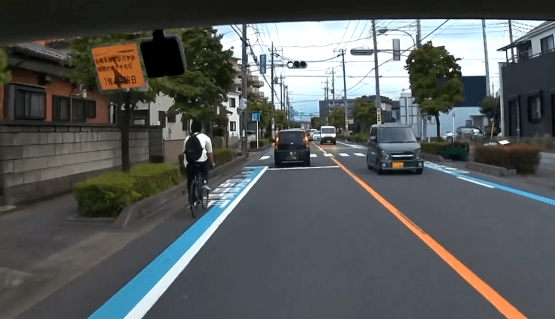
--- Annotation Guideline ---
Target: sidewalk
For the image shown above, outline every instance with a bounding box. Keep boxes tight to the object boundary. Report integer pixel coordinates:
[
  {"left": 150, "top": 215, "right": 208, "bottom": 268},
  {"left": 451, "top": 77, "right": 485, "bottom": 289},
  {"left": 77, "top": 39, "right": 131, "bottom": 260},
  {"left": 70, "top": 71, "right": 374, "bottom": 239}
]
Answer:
[
  {"left": 426, "top": 158, "right": 555, "bottom": 198},
  {"left": 0, "top": 155, "right": 254, "bottom": 319}
]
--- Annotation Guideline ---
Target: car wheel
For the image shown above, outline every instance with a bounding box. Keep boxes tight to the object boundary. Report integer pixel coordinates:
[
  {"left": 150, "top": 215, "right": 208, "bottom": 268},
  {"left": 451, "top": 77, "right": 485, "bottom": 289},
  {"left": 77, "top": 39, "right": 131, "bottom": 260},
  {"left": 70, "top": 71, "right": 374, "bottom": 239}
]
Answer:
[
  {"left": 367, "top": 155, "right": 372, "bottom": 170},
  {"left": 305, "top": 158, "right": 311, "bottom": 167},
  {"left": 376, "top": 159, "right": 383, "bottom": 175},
  {"left": 333, "top": 139, "right": 336, "bottom": 145},
  {"left": 416, "top": 168, "right": 423, "bottom": 175},
  {"left": 274, "top": 160, "right": 281, "bottom": 167}
]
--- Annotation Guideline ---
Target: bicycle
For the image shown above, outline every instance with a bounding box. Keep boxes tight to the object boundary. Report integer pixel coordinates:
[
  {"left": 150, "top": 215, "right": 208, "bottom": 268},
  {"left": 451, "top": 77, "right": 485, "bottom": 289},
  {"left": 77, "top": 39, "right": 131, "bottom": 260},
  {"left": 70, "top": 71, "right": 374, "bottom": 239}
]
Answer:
[{"left": 188, "top": 163, "right": 210, "bottom": 218}]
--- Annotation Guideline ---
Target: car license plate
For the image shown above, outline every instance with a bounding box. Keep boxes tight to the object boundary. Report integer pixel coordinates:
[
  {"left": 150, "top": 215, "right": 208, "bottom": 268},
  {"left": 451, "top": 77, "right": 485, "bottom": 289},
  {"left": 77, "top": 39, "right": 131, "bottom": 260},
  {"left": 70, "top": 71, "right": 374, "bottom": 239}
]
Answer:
[
  {"left": 392, "top": 162, "right": 404, "bottom": 168},
  {"left": 289, "top": 154, "right": 297, "bottom": 160}
]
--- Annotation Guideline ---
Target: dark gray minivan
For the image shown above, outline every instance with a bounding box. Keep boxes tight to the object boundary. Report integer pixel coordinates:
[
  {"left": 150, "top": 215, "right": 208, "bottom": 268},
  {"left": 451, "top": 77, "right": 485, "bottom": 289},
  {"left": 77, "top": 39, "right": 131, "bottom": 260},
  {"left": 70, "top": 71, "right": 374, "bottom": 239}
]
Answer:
[{"left": 366, "top": 124, "right": 424, "bottom": 175}]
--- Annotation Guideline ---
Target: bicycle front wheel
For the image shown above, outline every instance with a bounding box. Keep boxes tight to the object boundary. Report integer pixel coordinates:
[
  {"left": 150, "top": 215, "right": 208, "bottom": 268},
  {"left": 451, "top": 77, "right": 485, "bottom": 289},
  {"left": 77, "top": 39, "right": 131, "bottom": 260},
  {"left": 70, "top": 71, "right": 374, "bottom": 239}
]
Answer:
[{"left": 201, "top": 189, "right": 209, "bottom": 209}]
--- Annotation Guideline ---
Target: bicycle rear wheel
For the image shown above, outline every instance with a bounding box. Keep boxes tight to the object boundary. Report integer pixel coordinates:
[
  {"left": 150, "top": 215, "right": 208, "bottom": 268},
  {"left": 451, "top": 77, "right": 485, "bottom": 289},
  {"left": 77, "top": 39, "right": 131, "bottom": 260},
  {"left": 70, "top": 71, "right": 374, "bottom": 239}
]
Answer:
[
  {"left": 201, "top": 189, "right": 209, "bottom": 209},
  {"left": 190, "top": 183, "right": 196, "bottom": 218}
]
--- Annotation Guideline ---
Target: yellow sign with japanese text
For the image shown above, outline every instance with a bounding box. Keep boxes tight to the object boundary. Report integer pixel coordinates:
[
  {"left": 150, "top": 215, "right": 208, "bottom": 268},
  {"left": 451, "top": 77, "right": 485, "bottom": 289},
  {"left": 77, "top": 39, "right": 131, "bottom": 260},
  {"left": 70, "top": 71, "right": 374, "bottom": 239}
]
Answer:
[{"left": 92, "top": 43, "right": 145, "bottom": 91}]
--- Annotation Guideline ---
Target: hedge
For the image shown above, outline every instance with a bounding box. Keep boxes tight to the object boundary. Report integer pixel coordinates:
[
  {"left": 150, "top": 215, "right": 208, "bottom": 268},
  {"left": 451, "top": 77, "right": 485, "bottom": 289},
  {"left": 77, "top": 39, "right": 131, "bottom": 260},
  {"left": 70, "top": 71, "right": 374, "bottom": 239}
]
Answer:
[
  {"left": 74, "top": 163, "right": 180, "bottom": 217},
  {"left": 421, "top": 141, "right": 470, "bottom": 161},
  {"left": 475, "top": 144, "right": 541, "bottom": 174},
  {"left": 213, "top": 147, "right": 235, "bottom": 167},
  {"left": 249, "top": 138, "right": 270, "bottom": 149}
]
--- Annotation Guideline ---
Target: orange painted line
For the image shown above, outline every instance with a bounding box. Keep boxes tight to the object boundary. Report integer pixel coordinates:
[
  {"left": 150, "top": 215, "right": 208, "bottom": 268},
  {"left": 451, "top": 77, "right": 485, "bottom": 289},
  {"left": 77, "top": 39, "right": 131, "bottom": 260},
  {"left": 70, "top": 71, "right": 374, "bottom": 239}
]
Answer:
[{"left": 332, "top": 157, "right": 527, "bottom": 319}]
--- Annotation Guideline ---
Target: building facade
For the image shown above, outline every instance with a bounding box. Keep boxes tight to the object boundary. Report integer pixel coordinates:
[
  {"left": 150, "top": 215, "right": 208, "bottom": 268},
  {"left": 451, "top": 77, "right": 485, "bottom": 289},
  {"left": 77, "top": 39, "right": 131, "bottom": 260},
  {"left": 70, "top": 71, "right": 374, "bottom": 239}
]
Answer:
[{"left": 498, "top": 21, "right": 555, "bottom": 137}]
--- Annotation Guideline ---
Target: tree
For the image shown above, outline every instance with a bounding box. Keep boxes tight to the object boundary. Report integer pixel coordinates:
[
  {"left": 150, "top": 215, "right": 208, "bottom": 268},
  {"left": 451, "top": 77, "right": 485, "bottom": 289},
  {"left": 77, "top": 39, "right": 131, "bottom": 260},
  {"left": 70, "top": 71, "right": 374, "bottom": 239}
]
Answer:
[
  {"left": 352, "top": 98, "right": 376, "bottom": 134},
  {"left": 480, "top": 96, "right": 500, "bottom": 125},
  {"left": 405, "top": 42, "right": 464, "bottom": 139},
  {"left": 64, "top": 32, "right": 160, "bottom": 172},
  {"left": 311, "top": 117, "right": 324, "bottom": 129},
  {"left": 246, "top": 97, "right": 272, "bottom": 128},
  {"left": 275, "top": 110, "right": 286, "bottom": 129},
  {"left": 159, "top": 27, "right": 236, "bottom": 123},
  {"left": 0, "top": 47, "right": 12, "bottom": 84},
  {"left": 329, "top": 107, "right": 345, "bottom": 132}
]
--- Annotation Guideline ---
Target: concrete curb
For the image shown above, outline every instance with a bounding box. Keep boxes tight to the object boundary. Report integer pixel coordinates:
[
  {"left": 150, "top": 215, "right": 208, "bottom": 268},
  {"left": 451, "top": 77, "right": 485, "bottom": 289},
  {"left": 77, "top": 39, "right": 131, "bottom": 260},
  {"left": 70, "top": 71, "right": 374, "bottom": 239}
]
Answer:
[
  {"left": 113, "top": 155, "right": 249, "bottom": 228},
  {"left": 248, "top": 143, "right": 273, "bottom": 153},
  {"left": 421, "top": 152, "right": 445, "bottom": 163},
  {"left": 465, "top": 161, "right": 517, "bottom": 177}
]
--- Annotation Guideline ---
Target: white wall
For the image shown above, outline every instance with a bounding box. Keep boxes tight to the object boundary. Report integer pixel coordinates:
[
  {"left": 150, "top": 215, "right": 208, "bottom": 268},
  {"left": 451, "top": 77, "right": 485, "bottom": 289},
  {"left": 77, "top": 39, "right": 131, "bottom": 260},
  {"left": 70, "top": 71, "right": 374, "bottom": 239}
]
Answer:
[
  {"left": 225, "top": 93, "right": 240, "bottom": 141},
  {"left": 531, "top": 29, "right": 555, "bottom": 55}
]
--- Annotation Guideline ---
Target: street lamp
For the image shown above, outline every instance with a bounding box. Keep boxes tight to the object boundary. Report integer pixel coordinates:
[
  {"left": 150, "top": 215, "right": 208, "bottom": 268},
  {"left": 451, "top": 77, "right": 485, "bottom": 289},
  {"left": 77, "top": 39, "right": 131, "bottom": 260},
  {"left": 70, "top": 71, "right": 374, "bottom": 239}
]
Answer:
[{"left": 378, "top": 28, "right": 416, "bottom": 49}]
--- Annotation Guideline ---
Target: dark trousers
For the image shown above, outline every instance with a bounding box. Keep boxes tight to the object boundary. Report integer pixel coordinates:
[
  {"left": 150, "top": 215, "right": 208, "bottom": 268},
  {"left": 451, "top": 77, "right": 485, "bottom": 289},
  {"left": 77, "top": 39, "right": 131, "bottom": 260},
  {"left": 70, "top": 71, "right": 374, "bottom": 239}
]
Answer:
[{"left": 186, "top": 161, "right": 209, "bottom": 202}]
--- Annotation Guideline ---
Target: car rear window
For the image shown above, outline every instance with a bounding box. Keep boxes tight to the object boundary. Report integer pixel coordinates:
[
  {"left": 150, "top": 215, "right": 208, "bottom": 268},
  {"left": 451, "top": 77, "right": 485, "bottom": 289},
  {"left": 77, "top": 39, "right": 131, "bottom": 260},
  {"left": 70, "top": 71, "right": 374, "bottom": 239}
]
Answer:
[
  {"left": 321, "top": 127, "right": 335, "bottom": 134},
  {"left": 279, "top": 131, "right": 305, "bottom": 144},
  {"left": 379, "top": 128, "right": 416, "bottom": 143}
]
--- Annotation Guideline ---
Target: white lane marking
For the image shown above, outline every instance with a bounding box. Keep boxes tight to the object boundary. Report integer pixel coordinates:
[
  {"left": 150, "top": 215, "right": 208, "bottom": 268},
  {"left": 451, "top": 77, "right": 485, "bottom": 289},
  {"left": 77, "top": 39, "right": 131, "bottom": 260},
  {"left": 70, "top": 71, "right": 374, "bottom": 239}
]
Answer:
[
  {"left": 324, "top": 153, "right": 334, "bottom": 157},
  {"left": 259, "top": 156, "right": 270, "bottom": 160},
  {"left": 354, "top": 153, "right": 365, "bottom": 157},
  {"left": 337, "top": 141, "right": 366, "bottom": 149},
  {"left": 457, "top": 176, "right": 495, "bottom": 188},
  {"left": 339, "top": 153, "right": 349, "bottom": 157},
  {"left": 267, "top": 166, "right": 339, "bottom": 171},
  {"left": 310, "top": 154, "right": 317, "bottom": 158},
  {"left": 121, "top": 167, "right": 268, "bottom": 319}
]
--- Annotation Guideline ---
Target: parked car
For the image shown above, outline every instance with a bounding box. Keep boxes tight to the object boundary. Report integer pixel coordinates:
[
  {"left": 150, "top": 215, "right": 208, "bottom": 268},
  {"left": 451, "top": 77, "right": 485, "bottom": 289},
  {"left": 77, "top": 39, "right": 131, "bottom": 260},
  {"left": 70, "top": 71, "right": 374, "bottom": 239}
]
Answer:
[
  {"left": 312, "top": 131, "right": 321, "bottom": 142},
  {"left": 366, "top": 124, "right": 424, "bottom": 175},
  {"left": 443, "top": 126, "right": 483, "bottom": 142},
  {"left": 273, "top": 129, "right": 311, "bottom": 167},
  {"left": 320, "top": 126, "right": 337, "bottom": 144}
]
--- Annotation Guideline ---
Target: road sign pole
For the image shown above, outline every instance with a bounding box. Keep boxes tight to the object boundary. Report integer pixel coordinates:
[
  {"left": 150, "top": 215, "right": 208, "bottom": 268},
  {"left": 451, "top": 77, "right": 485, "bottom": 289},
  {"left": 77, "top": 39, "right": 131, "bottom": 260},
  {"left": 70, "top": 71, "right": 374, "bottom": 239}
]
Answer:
[{"left": 256, "top": 120, "right": 259, "bottom": 149}]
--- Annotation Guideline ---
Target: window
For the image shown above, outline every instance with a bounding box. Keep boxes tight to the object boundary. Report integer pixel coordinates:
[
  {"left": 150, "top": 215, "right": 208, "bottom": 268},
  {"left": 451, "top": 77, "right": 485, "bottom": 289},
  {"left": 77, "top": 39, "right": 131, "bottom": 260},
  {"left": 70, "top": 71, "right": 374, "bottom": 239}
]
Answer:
[
  {"left": 182, "top": 115, "right": 188, "bottom": 131},
  {"left": 167, "top": 110, "right": 176, "bottom": 123},
  {"left": 52, "top": 96, "right": 70, "bottom": 122},
  {"left": 379, "top": 127, "right": 417, "bottom": 143},
  {"left": 86, "top": 100, "right": 96, "bottom": 118},
  {"left": 370, "top": 127, "right": 377, "bottom": 138},
  {"left": 71, "top": 98, "right": 86, "bottom": 122},
  {"left": 158, "top": 111, "right": 166, "bottom": 127},
  {"left": 540, "top": 35, "right": 555, "bottom": 54},
  {"left": 528, "top": 95, "right": 542, "bottom": 121},
  {"left": 230, "top": 121, "right": 237, "bottom": 132},
  {"left": 13, "top": 85, "right": 46, "bottom": 120},
  {"left": 229, "top": 98, "right": 236, "bottom": 108}
]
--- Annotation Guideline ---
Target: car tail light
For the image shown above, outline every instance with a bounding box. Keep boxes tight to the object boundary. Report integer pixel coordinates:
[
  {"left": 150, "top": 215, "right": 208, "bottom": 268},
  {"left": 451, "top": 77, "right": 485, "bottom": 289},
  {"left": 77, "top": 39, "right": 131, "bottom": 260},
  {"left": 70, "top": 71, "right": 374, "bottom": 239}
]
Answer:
[
  {"left": 304, "top": 135, "right": 310, "bottom": 149},
  {"left": 274, "top": 136, "right": 279, "bottom": 151}
]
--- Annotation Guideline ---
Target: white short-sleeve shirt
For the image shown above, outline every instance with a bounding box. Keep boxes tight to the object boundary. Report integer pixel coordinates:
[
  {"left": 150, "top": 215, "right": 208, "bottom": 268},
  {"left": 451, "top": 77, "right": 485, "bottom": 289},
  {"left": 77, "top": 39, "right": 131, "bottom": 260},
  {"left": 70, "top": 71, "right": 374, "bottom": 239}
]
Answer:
[{"left": 182, "top": 133, "right": 213, "bottom": 166}]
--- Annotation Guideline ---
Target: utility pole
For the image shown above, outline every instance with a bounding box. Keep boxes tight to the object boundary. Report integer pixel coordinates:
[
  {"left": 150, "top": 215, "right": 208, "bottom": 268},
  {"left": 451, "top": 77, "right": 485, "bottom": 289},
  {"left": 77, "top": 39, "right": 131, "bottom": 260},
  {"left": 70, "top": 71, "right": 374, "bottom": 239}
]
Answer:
[
  {"left": 241, "top": 23, "right": 248, "bottom": 156},
  {"left": 332, "top": 69, "right": 335, "bottom": 108},
  {"left": 271, "top": 43, "right": 275, "bottom": 139},
  {"left": 416, "top": 19, "right": 421, "bottom": 48},
  {"left": 508, "top": 20, "right": 515, "bottom": 62},
  {"left": 341, "top": 49, "right": 348, "bottom": 135},
  {"left": 280, "top": 75, "right": 284, "bottom": 111},
  {"left": 482, "top": 19, "right": 491, "bottom": 96},
  {"left": 372, "top": 19, "right": 382, "bottom": 120}
]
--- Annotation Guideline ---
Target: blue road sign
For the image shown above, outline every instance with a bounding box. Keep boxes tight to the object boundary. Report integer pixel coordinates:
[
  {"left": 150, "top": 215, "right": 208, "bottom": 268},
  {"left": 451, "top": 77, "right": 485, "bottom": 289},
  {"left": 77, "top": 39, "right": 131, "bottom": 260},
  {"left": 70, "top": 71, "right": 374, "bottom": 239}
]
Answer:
[{"left": 252, "top": 112, "right": 261, "bottom": 122}]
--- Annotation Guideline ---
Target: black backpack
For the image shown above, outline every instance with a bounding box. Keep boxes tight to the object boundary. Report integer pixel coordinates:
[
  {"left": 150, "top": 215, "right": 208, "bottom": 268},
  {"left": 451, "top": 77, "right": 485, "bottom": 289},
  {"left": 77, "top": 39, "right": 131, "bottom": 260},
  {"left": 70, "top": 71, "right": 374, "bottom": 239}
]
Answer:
[{"left": 184, "top": 133, "right": 204, "bottom": 162}]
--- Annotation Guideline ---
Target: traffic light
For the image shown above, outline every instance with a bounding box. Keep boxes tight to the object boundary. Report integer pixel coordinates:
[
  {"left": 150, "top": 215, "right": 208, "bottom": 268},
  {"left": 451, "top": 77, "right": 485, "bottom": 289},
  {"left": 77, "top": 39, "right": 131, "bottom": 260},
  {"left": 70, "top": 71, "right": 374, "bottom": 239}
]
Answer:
[{"left": 287, "top": 61, "right": 307, "bottom": 69}]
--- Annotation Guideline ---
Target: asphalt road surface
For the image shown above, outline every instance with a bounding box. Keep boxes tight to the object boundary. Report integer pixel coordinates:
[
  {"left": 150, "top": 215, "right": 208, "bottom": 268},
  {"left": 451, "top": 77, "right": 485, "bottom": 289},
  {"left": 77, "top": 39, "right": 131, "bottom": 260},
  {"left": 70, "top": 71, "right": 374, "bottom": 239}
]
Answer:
[{"left": 14, "top": 140, "right": 555, "bottom": 319}]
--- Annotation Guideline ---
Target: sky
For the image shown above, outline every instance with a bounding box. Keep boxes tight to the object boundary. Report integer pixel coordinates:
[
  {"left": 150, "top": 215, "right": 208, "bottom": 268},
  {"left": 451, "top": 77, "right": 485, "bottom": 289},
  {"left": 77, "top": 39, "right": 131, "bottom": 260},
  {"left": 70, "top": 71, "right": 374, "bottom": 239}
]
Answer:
[{"left": 213, "top": 19, "right": 545, "bottom": 121}]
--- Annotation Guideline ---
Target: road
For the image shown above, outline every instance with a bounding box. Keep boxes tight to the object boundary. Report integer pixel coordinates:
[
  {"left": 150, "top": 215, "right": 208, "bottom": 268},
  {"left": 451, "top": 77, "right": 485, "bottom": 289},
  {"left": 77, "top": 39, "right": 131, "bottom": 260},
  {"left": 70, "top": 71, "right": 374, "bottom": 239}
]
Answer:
[{"left": 14, "top": 140, "right": 555, "bottom": 319}]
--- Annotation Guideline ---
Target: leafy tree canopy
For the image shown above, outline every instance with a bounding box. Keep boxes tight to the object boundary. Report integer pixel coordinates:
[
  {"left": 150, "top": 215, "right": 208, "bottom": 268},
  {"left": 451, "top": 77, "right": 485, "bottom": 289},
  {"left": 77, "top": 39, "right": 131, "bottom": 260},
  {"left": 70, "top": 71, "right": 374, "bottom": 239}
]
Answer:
[
  {"left": 352, "top": 98, "right": 376, "bottom": 133},
  {"left": 0, "top": 47, "right": 12, "bottom": 84},
  {"left": 329, "top": 107, "right": 345, "bottom": 130},
  {"left": 246, "top": 97, "right": 272, "bottom": 128},
  {"left": 405, "top": 42, "right": 464, "bottom": 137},
  {"left": 480, "top": 96, "right": 500, "bottom": 122}
]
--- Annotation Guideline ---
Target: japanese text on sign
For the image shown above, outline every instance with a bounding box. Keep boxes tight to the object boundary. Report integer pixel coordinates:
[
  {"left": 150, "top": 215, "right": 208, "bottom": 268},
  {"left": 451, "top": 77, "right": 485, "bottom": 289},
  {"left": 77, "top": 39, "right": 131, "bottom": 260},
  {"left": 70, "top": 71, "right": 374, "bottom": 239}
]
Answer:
[{"left": 91, "top": 43, "right": 145, "bottom": 91}]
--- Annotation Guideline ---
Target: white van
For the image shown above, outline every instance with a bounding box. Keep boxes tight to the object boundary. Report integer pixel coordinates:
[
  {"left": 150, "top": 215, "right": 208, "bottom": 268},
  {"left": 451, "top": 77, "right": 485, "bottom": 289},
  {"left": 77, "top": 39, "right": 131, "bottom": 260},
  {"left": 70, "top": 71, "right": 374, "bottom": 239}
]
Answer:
[{"left": 320, "top": 126, "right": 336, "bottom": 145}]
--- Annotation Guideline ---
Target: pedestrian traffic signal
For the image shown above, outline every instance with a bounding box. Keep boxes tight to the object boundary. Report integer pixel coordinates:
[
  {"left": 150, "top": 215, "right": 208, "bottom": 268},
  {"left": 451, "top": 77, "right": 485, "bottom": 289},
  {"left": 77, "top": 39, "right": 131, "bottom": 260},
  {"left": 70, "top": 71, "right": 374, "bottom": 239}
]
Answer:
[{"left": 287, "top": 61, "right": 307, "bottom": 69}]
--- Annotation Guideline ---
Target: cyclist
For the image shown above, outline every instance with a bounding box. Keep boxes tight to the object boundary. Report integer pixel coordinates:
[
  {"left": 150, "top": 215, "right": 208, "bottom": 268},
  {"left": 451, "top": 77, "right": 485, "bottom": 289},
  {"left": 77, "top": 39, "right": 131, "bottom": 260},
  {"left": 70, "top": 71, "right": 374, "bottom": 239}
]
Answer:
[{"left": 183, "top": 119, "right": 215, "bottom": 207}]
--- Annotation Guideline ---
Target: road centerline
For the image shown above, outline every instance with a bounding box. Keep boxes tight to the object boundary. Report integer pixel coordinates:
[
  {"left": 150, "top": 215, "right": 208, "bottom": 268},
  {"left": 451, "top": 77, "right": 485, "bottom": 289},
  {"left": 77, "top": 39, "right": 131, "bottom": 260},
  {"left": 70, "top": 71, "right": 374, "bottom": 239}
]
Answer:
[{"left": 331, "top": 157, "right": 527, "bottom": 319}]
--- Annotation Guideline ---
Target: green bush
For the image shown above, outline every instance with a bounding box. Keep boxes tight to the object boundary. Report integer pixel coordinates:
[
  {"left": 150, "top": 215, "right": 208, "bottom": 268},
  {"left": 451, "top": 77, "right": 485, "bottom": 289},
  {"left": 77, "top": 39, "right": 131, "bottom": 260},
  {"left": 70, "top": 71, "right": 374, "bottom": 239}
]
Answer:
[
  {"left": 475, "top": 144, "right": 541, "bottom": 174},
  {"left": 250, "top": 138, "right": 270, "bottom": 149},
  {"left": 74, "top": 163, "right": 180, "bottom": 217},
  {"left": 74, "top": 172, "right": 143, "bottom": 217},
  {"left": 421, "top": 142, "right": 450, "bottom": 156},
  {"left": 130, "top": 163, "right": 180, "bottom": 199},
  {"left": 213, "top": 147, "right": 234, "bottom": 167},
  {"left": 354, "top": 133, "right": 368, "bottom": 143}
]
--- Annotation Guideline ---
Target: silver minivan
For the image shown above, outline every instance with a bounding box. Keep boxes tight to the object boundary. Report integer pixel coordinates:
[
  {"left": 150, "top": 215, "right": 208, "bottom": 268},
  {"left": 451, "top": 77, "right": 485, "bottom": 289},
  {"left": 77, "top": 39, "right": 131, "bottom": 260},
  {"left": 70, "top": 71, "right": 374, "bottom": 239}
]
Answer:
[{"left": 366, "top": 124, "right": 424, "bottom": 175}]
